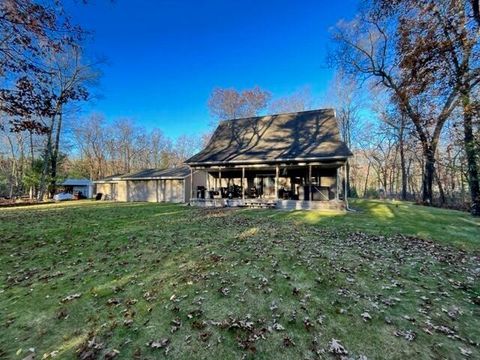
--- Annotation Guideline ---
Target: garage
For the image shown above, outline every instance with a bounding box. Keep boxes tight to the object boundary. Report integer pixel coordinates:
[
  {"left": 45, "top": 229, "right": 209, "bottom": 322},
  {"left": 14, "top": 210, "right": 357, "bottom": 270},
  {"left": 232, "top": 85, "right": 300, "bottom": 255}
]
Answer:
[{"left": 94, "top": 166, "right": 204, "bottom": 203}]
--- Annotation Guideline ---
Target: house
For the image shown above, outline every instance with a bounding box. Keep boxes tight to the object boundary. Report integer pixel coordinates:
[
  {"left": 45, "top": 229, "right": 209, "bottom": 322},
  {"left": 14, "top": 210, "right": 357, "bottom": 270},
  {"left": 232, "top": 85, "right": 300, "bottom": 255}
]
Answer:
[
  {"left": 94, "top": 109, "right": 352, "bottom": 209},
  {"left": 60, "top": 178, "right": 94, "bottom": 198},
  {"left": 185, "top": 108, "right": 353, "bottom": 209},
  {"left": 94, "top": 166, "right": 204, "bottom": 203}
]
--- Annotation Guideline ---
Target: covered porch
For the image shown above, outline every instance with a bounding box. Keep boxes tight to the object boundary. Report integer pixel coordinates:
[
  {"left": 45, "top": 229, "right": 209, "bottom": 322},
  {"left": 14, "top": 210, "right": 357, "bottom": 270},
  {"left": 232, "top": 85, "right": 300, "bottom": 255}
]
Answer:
[{"left": 189, "top": 161, "right": 347, "bottom": 210}]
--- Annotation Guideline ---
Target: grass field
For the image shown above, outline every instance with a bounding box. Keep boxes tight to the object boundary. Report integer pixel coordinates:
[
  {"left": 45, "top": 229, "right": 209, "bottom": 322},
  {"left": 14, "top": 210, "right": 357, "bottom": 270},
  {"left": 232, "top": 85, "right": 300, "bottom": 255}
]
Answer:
[{"left": 0, "top": 200, "right": 479, "bottom": 359}]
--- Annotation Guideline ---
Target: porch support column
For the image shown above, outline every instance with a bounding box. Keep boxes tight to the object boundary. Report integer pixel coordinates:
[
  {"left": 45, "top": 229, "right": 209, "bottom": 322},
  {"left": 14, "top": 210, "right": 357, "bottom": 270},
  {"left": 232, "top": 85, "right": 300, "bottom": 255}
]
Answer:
[
  {"left": 275, "top": 165, "right": 280, "bottom": 200},
  {"left": 219, "top": 168, "right": 222, "bottom": 190},
  {"left": 156, "top": 179, "right": 159, "bottom": 203},
  {"left": 336, "top": 167, "right": 339, "bottom": 200},
  {"left": 190, "top": 167, "right": 194, "bottom": 201},
  {"left": 309, "top": 164, "right": 313, "bottom": 201},
  {"left": 242, "top": 167, "right": 245, "bottom": 200}
]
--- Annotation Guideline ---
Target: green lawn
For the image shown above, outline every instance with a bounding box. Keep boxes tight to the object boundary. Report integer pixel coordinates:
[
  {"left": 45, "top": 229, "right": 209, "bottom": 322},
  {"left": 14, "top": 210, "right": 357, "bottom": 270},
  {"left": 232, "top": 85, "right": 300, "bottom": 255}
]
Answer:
[{"left": 0, "top": 200, "right": 479, "bottom": 359}]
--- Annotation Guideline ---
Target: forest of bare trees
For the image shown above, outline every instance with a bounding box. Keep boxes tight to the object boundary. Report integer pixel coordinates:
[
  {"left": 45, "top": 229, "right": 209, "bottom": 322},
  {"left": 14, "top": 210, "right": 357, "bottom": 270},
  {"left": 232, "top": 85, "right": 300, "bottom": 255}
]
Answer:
[
  {"left": 0, "top": 0, "right": 478, "bottom": 215},
  {"left": 329, "top": 0, "right": 480, "bottom": 215}
]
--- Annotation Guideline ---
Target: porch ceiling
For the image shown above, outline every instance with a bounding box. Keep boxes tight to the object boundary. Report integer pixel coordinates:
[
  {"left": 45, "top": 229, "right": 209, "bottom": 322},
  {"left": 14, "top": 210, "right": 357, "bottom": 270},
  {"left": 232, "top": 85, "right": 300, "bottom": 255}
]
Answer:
[{"left": 205, "top": 165, "right": 338, "bottom": 178}]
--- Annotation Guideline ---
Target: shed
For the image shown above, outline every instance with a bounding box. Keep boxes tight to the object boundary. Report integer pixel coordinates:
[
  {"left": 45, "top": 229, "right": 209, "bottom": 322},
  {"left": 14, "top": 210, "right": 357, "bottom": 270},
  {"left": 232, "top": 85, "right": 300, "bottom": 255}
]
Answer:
[{"left": 60, "top": 179, "right": 94, "bottom": 198}]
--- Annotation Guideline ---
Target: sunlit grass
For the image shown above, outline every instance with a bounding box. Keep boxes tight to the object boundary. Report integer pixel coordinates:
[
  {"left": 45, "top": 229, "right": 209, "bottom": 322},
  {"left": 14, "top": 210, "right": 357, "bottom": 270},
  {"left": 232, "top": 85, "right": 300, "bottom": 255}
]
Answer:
[{"left": 251, "top": 199, "right": 480, "bottom": 251}]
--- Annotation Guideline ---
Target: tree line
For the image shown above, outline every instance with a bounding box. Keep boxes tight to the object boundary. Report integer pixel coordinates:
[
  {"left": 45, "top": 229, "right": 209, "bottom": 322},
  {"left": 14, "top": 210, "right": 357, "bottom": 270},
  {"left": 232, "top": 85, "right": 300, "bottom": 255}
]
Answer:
[
  {"left": 329, "top": 0, "right": 480, "bottom": 215},
  {"left": 1, "top": 0, "right": 478, "bottom": 216}
]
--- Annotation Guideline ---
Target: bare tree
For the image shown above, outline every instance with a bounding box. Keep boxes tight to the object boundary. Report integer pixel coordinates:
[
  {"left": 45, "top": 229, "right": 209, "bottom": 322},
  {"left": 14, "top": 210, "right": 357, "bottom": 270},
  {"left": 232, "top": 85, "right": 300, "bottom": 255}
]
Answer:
[
  {"left": 323, "top": 72, "right": 362, "bottom": 196},
  {"left": 269, "top": 87, "right": 314, "bottom": 113},
  {"left": 330, "top": 10, "right": 459, "bottom": 206},
  {"left": 373, "top": 0, "right": 480, "bottom": 214},
  {"left": 44, "top": 45, "right": 101, "bottom": 197},
  {"left": 169, "top": 134, "right": 202, "bottom": 168},
  {"left": 207, "top": 86, "right": 271, "bottom": 124}
]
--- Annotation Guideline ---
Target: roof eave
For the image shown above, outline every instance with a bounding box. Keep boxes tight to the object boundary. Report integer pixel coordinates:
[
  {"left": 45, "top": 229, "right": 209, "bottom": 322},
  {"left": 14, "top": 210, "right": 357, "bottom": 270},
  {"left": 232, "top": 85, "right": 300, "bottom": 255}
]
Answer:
[
  {"left": 120, "top": 175, "right": 188, "bottom": 180},
  {"left": 186, "top": 155, "right": 351, "bottom": 167}
]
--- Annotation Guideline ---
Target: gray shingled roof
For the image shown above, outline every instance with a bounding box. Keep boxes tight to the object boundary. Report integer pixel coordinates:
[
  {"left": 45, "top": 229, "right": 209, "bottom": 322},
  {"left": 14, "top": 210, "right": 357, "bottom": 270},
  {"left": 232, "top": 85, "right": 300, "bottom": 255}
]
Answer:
[
  {"left": 120, "top": 166, "right": 190, "bottom": 180},
  {"left": 186, "top": 109, "right": 352, "bottom": 166},
  {"left": 61, "top": 178, "right": 92, "bottom": 186},
  {"left": 93, "top": 174, "right": 125, "bottom": 183}
]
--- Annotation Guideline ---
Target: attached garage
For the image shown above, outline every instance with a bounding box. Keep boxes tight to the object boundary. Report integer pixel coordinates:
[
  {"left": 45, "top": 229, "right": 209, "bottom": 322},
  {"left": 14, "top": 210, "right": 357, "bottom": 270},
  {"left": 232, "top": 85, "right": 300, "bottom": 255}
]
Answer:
[
  {"left": 94, "top": 174, "right": 125, "bottom": 201},
  {"left": 127, "top": 180, "right": 158, "bottom": 202},
  {"left": 94, "top": 166, "right": 204, "bottom": 203}
]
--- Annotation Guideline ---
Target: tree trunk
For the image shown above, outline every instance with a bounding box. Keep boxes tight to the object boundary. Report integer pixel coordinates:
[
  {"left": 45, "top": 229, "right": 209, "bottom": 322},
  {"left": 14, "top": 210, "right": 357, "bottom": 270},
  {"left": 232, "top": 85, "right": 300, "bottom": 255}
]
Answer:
[
  {"left": 462, "top": 91, "right": 480, "bottom": 216},
  {"left": 6, "top": 135, "right": 17, "bottom": 199},
  {"left": 49, "top": 108, "right": 63, "bottom": 198},
  {"left": 399, "top": 118, "right": 408, "bottom": 200},
  {"left": 37, "top": 117, "right": 55, "bottom": 201},
  {"left": 363, "top": 160, "right": 371, "bottom": 197},
  {"left": 29, "top": 130, "right": 35, "bottom": 199},
  {"left": 422, "top": 146, "right": 435, "bottom": 205},
  {"left": 435, "top": 169, "right": 446, "bottom": 206}
]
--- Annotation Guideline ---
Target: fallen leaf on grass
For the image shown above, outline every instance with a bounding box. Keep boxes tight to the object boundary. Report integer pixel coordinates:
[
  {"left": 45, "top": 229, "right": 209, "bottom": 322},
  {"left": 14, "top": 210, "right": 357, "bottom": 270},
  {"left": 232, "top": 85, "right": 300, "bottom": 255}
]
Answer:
[
  {"left": 303, "top": 317, "right": 314, "bottom": 331},
  {"left": 361, "top": 312, "right": 372, "bottom": 321},
  {"left": 283, "top": 336, "right": 295, "bottom": 347},
  {"left": 170, "top": 318, "right": 181, "bottom": 333},
  {"left": 459, "top": 347, "right": 472, "bottom": 357},
  {"left": 76, "top": 336, "right": 103, "bottom": 360},
  {"left": 218, "top": 287, "right": 230, "bottom": 296},
  {"left": 106, "top": 298, "right": 121, "bottom": 306},
  {"left": 328, "top": 338, "right": 348, "bottom": 355},
  {"left": 394, "top": 329, "right": 416, "bottom": 341},
  {"left": 41, "top": 350, "right": 58, "bottom": 359},
  {"left": 104, "top": 349, "right": 120, "bottom": 359},
  {"left": 272, "top": 323, "right": 285, "bottom": 331},
  {"left": 444, "top": 306, "right": 461, "bottom": 320},
  {"left": 199, "top": 332, "right": 212, "bottom": 342},
  {"left": 61, "top": 293, "right": 81, "bottom": 303},
  {"left": 147, "top": 338, "right": 170, "bottom": 349},
  {"left": 55, "top": 308, "right": 68, "bottom": 320}
]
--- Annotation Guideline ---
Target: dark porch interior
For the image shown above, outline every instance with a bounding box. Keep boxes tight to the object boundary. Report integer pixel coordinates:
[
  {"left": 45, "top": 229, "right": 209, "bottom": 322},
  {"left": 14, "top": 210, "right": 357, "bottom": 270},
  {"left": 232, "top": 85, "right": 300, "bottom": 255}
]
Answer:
[{"left": 194, "top": 164, "right": 341, "bottom": 201}]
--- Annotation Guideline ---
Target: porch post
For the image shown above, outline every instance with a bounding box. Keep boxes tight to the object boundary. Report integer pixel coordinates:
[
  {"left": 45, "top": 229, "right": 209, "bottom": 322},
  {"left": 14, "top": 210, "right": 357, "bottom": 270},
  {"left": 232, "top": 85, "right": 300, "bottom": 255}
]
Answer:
[
  {"left": 275, "top": 164, "right": 279, "bottom": 200},
  {"left": 190, "top": 167, "right": 194, "bottom": 200},
  {"left": 219, "top": 168, "right": 222, "bottom": 189},
  {"left": 309, "top": 164, "right": 313, "bottom": 201},
  {"left": 242, "top": 167, "right": 245, "bottom": 200},
  {"left": 336, "top": 167, "right": 339, "bottom": 200},
  {"left": 156, "top": 179, "right": 159, "bottom": 203}
]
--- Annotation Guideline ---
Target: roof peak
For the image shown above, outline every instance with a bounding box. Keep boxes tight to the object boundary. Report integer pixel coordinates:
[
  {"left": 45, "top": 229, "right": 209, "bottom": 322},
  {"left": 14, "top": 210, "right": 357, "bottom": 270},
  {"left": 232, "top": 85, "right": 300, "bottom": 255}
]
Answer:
[{"left": 219, "top": 108, "right": 336, "bottom": 124}]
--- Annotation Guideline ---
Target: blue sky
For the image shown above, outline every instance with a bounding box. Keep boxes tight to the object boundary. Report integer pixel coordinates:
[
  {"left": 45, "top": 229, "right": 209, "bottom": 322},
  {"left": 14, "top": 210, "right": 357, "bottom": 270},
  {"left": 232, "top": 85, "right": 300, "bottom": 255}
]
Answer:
[{"left": 69, "top": 0, "right": 359, "bottom": 138}]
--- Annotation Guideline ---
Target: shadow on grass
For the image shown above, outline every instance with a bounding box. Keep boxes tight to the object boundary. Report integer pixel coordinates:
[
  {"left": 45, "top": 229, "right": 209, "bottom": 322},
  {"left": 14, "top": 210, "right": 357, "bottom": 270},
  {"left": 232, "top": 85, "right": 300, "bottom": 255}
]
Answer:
[{"left": 247, "top": 199, "right": 480, "bottom": 251}]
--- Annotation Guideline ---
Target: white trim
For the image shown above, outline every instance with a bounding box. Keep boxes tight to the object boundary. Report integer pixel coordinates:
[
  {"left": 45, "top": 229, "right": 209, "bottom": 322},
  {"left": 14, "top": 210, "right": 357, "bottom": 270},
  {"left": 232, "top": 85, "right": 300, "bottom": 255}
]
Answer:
[{"left": 119, "top": 175, "right": 188, "bottom": 181}]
